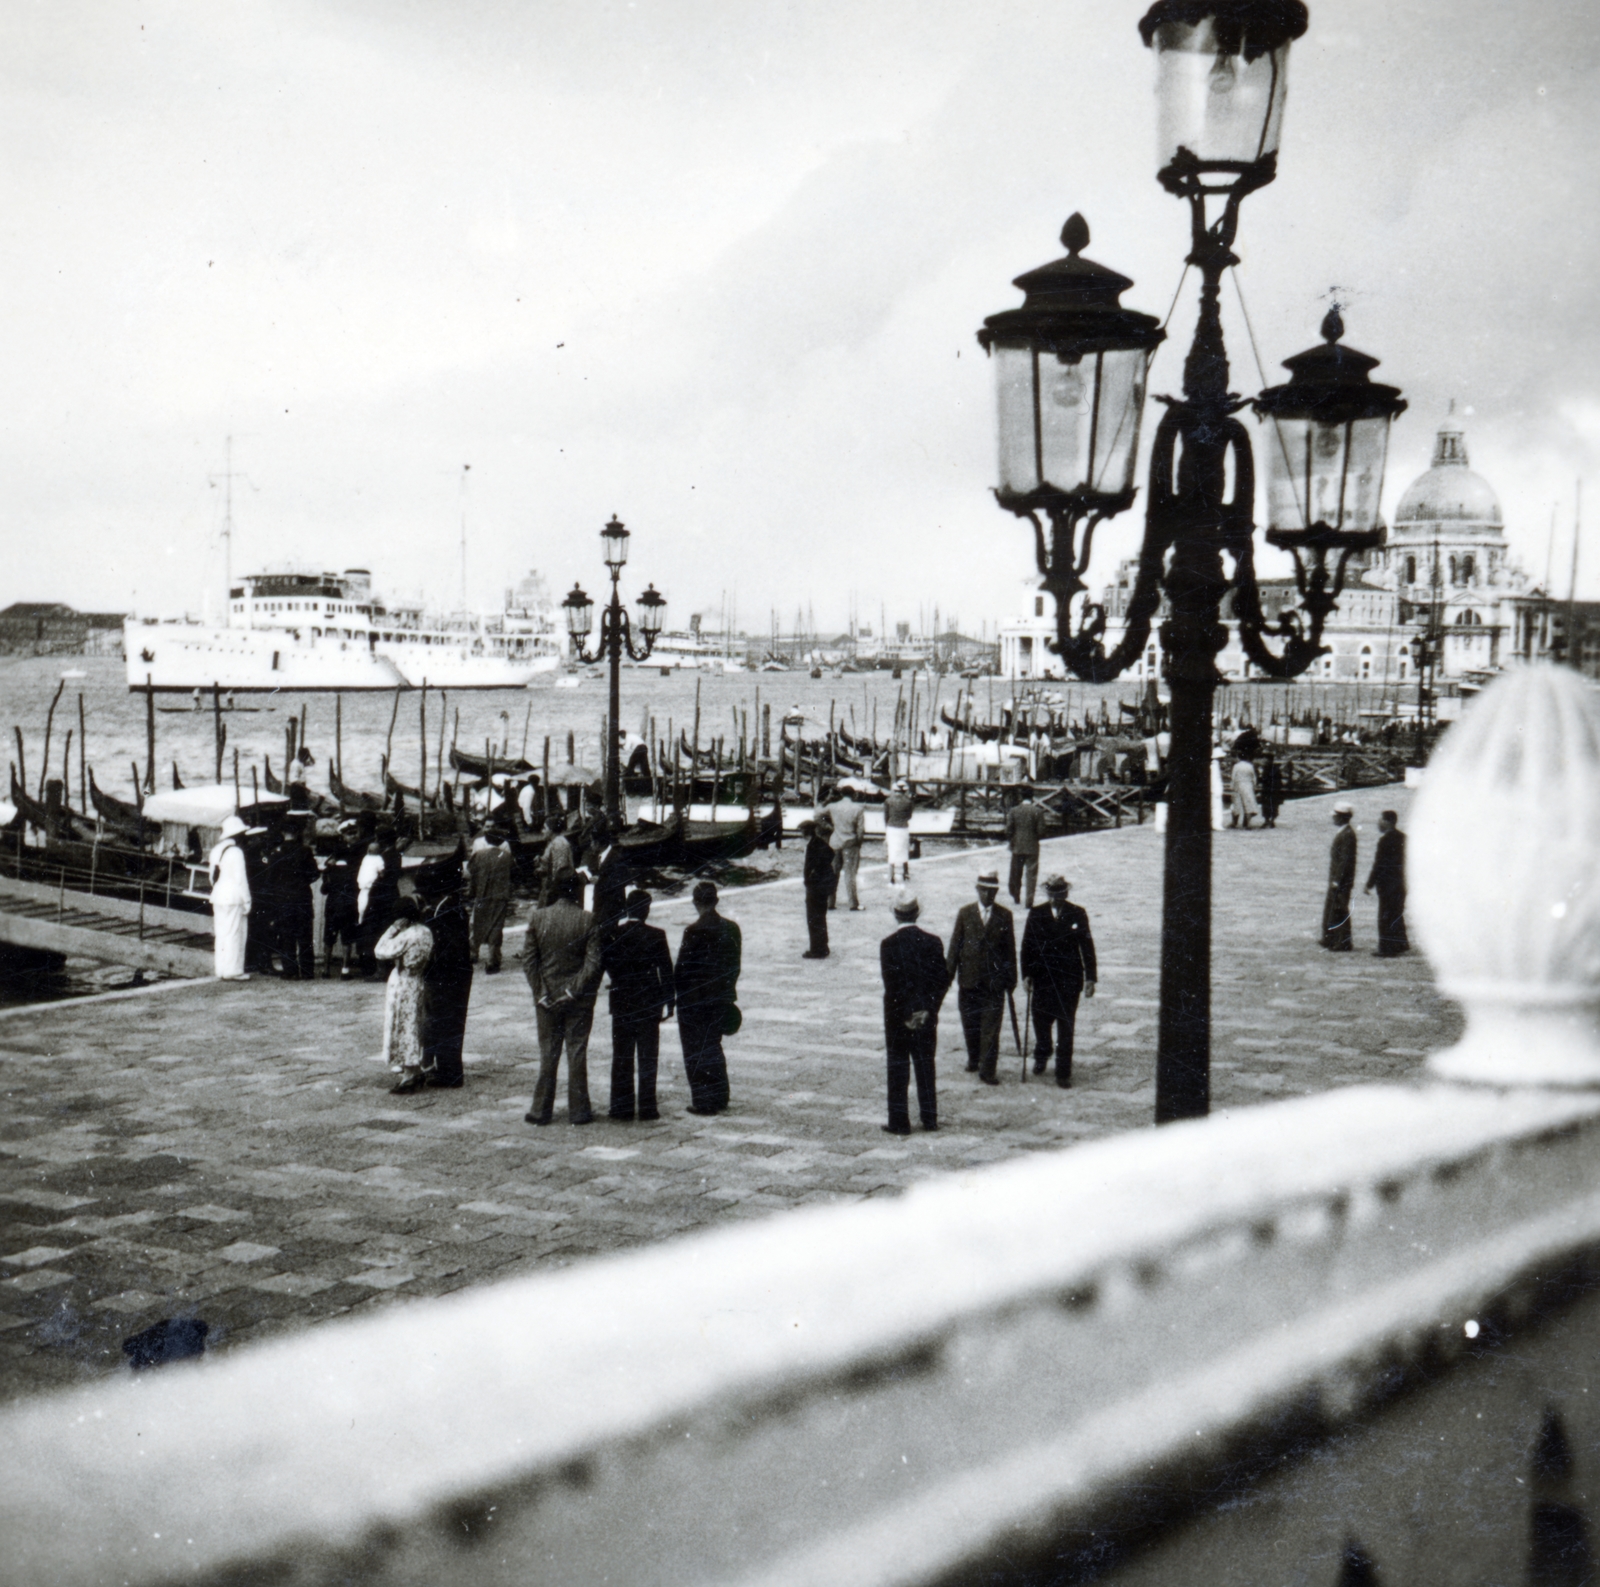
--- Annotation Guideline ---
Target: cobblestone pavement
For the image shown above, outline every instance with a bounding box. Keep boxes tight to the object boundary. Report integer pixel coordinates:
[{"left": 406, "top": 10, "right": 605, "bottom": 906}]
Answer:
[{"left": 0, "top": 786, "right": 1457, "bottom": 1401}]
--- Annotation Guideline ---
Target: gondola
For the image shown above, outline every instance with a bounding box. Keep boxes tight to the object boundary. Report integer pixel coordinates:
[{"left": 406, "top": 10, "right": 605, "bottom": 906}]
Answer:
[
  {"left": 263, "top": 756, "right": 283, "bottom": 795},
  {"left": 328, "top": 765, "right": 384, "bottom": 812},
  {"left": 382, "top": 757, "right": 438, "bottom": 807},
  {"left": 941, "top": 707, "right": 1004, "bottom": 743},
  {"left": 611, "top": 812, "right": 685, "bottom": 869},
  {"left": 448, "top": 746, "right": 535, "bottom": 779},
  {"left": 675, "top": 807, "right": 781, "bottom": 866},
  {"left": 87, "top": 769, "right": 160, "bottom": 842},
  {"left": 9, "top": 769, "right": 100, "bottom": 844}
]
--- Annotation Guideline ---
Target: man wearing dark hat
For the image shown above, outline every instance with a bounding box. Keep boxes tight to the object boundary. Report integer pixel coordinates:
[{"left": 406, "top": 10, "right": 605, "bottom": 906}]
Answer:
[
  {"left": 1321, "top": 802, "right": 1357, "bottom": 951},
  {"left": 537, "top": 811, "right": 575, "bottom": 908},
  {"left": 1365, "top": 809, "right": 1409, "bottom": 957},
  {"left": 523, "top": 872, "right": 603, "bottom": 1125},
  {"left": 468, "top": 827, "right": 514, "bottom": 973},
  {"left": 1004, "top": 791, "right": 1048, "bottom": 912},
  {"left": 419, "top": 851, "right": 473, "bottom": 1088},
  {"left": 274, "top": 819, "right": 320, "bottom": 980},
  {"left": 879, "top": 891, "right": 946, "bottom": 1134},
  {"left": 944, "top": 871, "right": 1017, "bottom": 1085},
  {"left": 601, "top": 889, "right": 675, "bottom": 1121},
  {"left": 1020, "top": 874, "right": 1097, "bottom": 1087},
  {"left": 674, "top": 881, "right": 741, "bottom": 1115},
  {"left": 321, "top": 820, "right": 362, "bottom": 979},
  {"left": 799, "top": 818, "right": 833, "bottom": 959}
]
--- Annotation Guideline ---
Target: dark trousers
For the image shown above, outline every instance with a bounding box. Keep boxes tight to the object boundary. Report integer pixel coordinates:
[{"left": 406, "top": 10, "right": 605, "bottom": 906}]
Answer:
[
  {"left": 279, "top": 902, "right": 315, "bottom": 980},
  {"left": 1031, "top": 991, "right": 1080, "bottom": 1086},
  {"left": 423, "top": 971, "right": 472, "bottom": 1085},
  {"left": 957, "top": 988, "right": 1005, "bottom": 1081},
  {"left": 530, "top": 998, "right": 596, "bottom": 1122},
  {"left": 1375, "top": 886, "right": 1409, "bottom": 956},
  {"left": 804, "top": 886, "right": 830, "bottom": 956},
  {"left": 1321, "top": 885, "right": 1354, "bottom": 950},
  {"left": 679, "top": 1007, "right": 730, "bottom": 1112},
  {"left": 1008, "top": 852, "right": 1038, "bottom": 910},
  {"left": 471, "top": 900, "right": 508, "bottom": 970},
  {"left": 610, "top": 1015, "right": 661, "bottom": 1119},
  {"left": 886, "top": 1018, "right": 937, "bottom": 1130}
]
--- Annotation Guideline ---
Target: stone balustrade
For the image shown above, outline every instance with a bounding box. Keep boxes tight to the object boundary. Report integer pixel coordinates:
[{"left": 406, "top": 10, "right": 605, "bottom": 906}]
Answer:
[{"left": 3, "top": 664, "right": 1598, "bottom": 1587}]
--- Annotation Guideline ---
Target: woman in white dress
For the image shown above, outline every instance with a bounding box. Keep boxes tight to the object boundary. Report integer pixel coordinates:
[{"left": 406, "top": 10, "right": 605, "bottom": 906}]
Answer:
[
  {"left": 374, "top": 896, "right": 433, "bottom": 1093},
  {"left": 208, "top": 814, "right": 254, "bottom": 980}
]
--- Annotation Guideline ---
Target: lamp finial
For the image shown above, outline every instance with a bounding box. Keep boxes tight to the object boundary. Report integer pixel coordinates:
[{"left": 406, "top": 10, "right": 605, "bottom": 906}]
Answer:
[{"left": 1061, "top": 213, "right": 1090, "bottom": 256}]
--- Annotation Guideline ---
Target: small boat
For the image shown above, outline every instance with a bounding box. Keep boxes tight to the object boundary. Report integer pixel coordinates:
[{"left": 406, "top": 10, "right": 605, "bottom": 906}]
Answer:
[
  {"left": 329, "top": 765, "right": 384, "bottom": 812},
  {"left": 382, "top": 757, "right": 438, "bottom": 807},
  {"left": 612, "top": 813, "right": 685, "bottom": 868},
  {"left": 8, "top": 769, "right": 99, "bottom": 844},
  {"left": 88, "top": 769, "right": 160, "bottom": 841},
  {"left": 675, "top": 807, "right": 780, "bottom": 866},
  {"left": 449, "top": 745, "right": 535, "bottom": 780},
  {"left": 172, "top": 761, "right": 186, "bottom": 790},
  {"left": 262, "top": 756, "right": 283, "bottom": 795}
]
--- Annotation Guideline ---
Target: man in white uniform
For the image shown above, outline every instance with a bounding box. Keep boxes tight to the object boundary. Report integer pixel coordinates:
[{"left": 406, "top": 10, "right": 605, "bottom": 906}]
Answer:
[{"left": 209, "top": 814, "right": 254, "bottom": 980}]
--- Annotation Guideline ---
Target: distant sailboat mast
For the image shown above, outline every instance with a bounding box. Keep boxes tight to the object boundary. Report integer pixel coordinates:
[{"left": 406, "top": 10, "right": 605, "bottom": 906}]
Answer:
[{"left": 459, "top": 463, "right": 471, "bottom": 613}]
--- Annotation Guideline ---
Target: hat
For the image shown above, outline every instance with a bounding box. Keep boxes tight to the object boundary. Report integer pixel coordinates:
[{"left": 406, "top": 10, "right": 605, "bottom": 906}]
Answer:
[
  {"left": 220, "top": 814, "right": 247, "bottom": 839},
  {"left": 798, "top": 818, "right": 818, "bottom": 834},
  {"left": 1044, "top": 874, "right": 1069, "bottom": 894},
  {"left": 893, "top": 778, "right": 909, "bottom": 791},
  {"left": 975, "top": 870, "right": 1000, "bottom": 889},
  {"left": 892, "top": 890, "right": 920, "bottom": 919},
  {"left": 1333, "top": 800, "right": 1354, "bottom": 815}
]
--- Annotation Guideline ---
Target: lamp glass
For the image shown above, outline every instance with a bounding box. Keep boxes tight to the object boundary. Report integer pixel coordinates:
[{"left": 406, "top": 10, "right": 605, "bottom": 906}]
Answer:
[
  {"left": 637, "top": 585, "right": 666, "bottom": 638},
  {"left": 562, "top": 584, "right": 594, "bottom": 638},
  {"left": 1261, "top": 414, "right": 1392, "bottom": 535},
  {"left": 1152, "top": 19, "right": 1291, "bottom": 170},
  {"left": 601, "top": 518, "right": 630, "bottom": 571},
  {"left": 994, "top": 343, "right": 1150, "bottom": 500}
]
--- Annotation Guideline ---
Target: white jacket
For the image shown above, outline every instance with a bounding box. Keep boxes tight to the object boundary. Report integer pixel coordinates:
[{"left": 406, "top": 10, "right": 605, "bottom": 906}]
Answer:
[{"left": 208, "top": 840, "right": 251, "bottom": 911}]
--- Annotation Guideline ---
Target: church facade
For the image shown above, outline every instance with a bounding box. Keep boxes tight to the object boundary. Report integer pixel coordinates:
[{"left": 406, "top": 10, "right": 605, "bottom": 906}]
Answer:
[{"left": 999, "top": 416, "right": 1552, "bottom": 688}]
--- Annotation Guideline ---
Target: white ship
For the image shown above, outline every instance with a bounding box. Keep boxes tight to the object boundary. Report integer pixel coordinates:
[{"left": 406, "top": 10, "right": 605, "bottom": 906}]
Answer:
[{"left": 125, "top": 567, "right": 563, "bottom": 693}]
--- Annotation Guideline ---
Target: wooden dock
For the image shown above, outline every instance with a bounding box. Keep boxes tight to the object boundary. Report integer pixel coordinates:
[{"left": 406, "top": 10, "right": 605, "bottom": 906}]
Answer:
[{"left": 0, "top": 873, "right": 212, "bottom": 979}]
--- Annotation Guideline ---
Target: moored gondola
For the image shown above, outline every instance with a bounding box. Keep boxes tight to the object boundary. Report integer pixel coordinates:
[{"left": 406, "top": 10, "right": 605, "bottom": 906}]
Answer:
[{"left": 87, "top": 769, "right": 160, "bottom": 842}]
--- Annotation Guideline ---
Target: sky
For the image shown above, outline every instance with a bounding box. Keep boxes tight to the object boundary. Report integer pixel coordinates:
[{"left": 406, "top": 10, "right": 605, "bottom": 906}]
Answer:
[{"left": 2, "top": 0, "right": 1597, "bottom": 635}]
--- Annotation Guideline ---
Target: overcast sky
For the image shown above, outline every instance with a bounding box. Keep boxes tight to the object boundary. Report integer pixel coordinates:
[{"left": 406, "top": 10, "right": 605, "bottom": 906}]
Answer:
[{"left": 3, "top": 0, "right": 1596, "bottom": 633}]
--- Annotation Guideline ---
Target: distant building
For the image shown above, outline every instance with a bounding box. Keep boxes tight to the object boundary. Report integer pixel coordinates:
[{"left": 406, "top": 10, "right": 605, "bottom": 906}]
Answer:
[
  {"left": 0, "top": 602, "right": 125, "bottom": 657},
  {"left": 1000, "top": 415, "right": 1556, "bottom": 687}
]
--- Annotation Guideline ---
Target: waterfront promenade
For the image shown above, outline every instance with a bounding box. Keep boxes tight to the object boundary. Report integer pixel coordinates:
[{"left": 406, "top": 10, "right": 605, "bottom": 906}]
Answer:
[{"left": 0, "top": 785, "right": 1456, "bottom": 1403}]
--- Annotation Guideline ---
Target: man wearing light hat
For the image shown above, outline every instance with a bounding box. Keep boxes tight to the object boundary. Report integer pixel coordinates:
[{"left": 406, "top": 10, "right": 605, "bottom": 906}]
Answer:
[
  {"left": 879, "top": 890, "right": 946, "bottom": 1133},
  {"left": 208, "top": 814, "right": 255, "bottom": 980},
  {"left": 1020, "top": 875, "right": 1097, "bottom": 1086},
  {"left": 884, "top": 779, "right": 914, "bottom": 885},
  {"left": 1321, "top": 802, "right": 1357, "bottom": 951},
  {"left": 944, "top": 870, "right": 1017, "bottom": 1084}
]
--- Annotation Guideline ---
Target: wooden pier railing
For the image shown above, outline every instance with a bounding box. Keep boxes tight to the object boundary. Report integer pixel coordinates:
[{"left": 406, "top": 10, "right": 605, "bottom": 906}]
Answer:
[{"left": 0, "top": 664, "right": 1588, "bottom": 1587}]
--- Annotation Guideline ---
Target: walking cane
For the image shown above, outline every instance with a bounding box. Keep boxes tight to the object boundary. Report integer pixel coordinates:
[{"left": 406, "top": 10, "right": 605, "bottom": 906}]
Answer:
[
  {"left": 1020, "top": 980, "right": 1033, "bottom": 1082},
  {"left": 1007, "top": 988, "right": 1023, "bottom": 1068}
]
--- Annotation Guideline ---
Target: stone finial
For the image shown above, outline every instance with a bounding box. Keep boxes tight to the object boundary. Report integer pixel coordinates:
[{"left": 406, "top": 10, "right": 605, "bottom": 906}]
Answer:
[{"left": 1412, "top": 664, "right": 1600, "bottom": 1085}]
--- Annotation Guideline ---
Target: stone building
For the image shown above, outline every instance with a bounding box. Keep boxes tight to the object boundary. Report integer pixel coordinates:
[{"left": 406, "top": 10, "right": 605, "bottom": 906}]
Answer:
[{"left": 0, "top": 602, "right": 125, "bottom": 657}]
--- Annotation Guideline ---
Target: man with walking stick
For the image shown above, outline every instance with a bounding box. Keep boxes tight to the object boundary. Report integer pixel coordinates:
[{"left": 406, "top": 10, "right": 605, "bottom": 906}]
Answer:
[
  {"left": 1019, "top": 874, "right": 1097, "bottom": 1088},
  {"left": 944, "top": 870, "right": 1017, "bottom": 1087}
]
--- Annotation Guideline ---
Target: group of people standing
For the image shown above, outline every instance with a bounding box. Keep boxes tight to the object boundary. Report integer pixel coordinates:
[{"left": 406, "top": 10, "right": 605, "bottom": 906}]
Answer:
[{"left": 1321, "top": 804, "right": 1409, "bottom": 957}]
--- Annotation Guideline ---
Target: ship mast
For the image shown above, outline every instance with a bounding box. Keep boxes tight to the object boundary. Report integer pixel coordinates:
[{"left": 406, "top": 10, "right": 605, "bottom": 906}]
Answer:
[{"left": 459, "top": 463, "right": 471, "bottom": 614}]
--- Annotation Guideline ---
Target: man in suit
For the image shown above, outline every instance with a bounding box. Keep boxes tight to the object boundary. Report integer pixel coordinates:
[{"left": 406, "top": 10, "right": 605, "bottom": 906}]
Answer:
[
  {"left": 580, "top": 816, "right": 631, "bottom": 948},
  {"left": 944, "top": 870, "right": 1017, "bottom": 1086},
  {"left": 1364, "top": 809, "right": 1409, "bottom": 957},
  {"left": 537, "top": 811, "right": 576, "bottom": 907},
  {"left": 827, "top": 787, "right": 866, "bottom": 910},
  {"left": 800, "top": 818, "right": 833, "bottom": 959},
  {"left": 1004, "top": 793, "right": 1048, "bottom": 911},
  {"left": 1020, "top": 874, "right": 1098, "bottom": 1087},
  {"left": 522, "top": 872, "right": 602, "bottom": 1126},
  {"left": 879, "top": 891, "right": 946, "bottom": 1134},
  {"left": 467, "top": 827, "right": 514, "bottom": 973},
  {"left": 674, "top": 880, "right": 742, "bottom": 1115},
  {"left": 418, "top": 852, "right": 473, "bottom": 1088},
  {"left": 1321, "top": 802, "right": 1357, "bottom": 951},
  {"left": 602, "top": 888, "right": 675, "bottom": 1121}
]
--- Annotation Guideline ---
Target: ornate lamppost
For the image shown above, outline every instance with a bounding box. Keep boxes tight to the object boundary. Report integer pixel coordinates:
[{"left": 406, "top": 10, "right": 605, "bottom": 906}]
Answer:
[
  {"left": 979, "top": 0, "right": 1407, "bottom": 1122},
  {"left": 561, "top": 516, "right": 666, "bottom": 827}
]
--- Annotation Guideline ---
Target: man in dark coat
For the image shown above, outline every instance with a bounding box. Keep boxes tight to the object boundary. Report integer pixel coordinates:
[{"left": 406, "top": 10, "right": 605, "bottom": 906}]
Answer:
[
  {"left": 1321, "top": 802, "right": 1357, "bottom": 951},
  {"left": 944, "top": 870, "right": 1018, "bottom": 1086},
  {"left": 879, "top": 891, "right": 946, "bottom": 1134},
  {"left": 582, "top": 819, "right": 632, "bottom": 950},
  {"left": 275, "top": 821, "right": 320, "bottom": 980},
  {"left": 321, "top": 823, "right": 361, "bottom": 979},
  {"left": 1258, "top": 746, "right": 1284, "bottom": 828},
  {"left": 601, "top": 889, "right": 675, "bottom": 1121},
  {"left": 1003, "top": 795, "right": 1047, "bottom": 911},
  {"left": 800, "top": 818, "right": 833, "bottom": 959},
  {"left": 1020, "top": 873, "right": 1098, "bottom": 1087},
  {"left": 1364, "top": 809, "right": 1409, "bottom": 957},
  {"left": 522, "top": 872, "right": 603, "bottom": 1126},
  {"left": 419, "top": 854, "right": 474, "bottom": 1088},
  {"left": 467, "top": 828, "right": 514, "bottom": 972},
  {"left": 674, "top": 881, "right": 741, "bottom": 1116}
]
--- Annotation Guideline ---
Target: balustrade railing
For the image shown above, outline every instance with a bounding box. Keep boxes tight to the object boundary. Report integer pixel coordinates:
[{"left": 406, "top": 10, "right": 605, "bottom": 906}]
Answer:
[{"left": 1, "top": 665, "right": 1596, "bottom": 1587}]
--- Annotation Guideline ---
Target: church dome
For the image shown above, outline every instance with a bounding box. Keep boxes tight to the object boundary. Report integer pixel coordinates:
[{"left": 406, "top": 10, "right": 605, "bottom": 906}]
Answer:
[{"left": 1394, "top": 420, "right": 1502, "bottom": 528}]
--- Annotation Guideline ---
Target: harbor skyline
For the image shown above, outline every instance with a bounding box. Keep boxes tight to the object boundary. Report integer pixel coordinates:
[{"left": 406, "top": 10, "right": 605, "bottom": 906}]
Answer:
[{"left": 0, "top": 3, "right": 1595, "bottom": 627}]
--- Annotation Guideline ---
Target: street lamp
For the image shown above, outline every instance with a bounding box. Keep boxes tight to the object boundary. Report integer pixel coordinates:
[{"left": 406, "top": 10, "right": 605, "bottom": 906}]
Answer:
[
  {"left": 566, "top": 518, "right": 666, "bottom": 825},
  {"left": 979, "top": 0, "right": 1407, "bottom": 1124}
]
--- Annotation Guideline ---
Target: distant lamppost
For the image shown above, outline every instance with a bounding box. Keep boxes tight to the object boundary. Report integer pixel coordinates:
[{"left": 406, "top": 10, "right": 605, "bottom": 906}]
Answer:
[
  {"left": 562, "top": 516, "right": 666, "bottom": 825},
  {"left": 979, "top": 0, "right": 1407, "bottom": 1123}
]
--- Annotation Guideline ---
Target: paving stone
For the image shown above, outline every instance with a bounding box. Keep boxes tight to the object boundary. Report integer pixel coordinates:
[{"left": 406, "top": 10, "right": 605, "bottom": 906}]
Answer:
[{"left": 216, "top": 1242, "right": 282, "bottom": 1265}]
